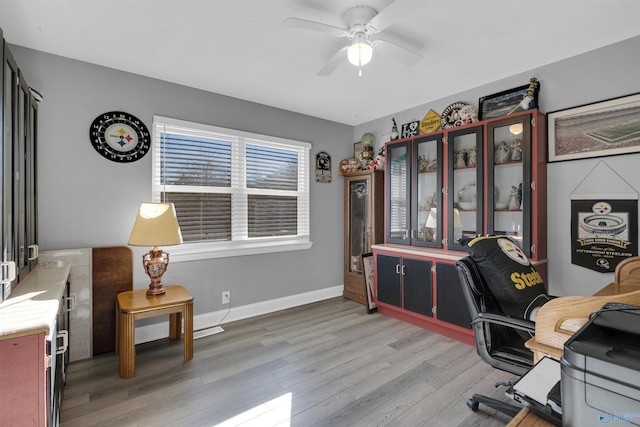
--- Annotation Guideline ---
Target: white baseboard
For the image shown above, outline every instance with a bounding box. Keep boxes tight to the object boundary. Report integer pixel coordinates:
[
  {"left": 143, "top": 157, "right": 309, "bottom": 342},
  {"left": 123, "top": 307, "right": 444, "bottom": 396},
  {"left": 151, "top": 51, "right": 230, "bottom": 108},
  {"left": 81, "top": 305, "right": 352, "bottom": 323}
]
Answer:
[{"left": 135, "top": 285, "right": 343, "bottom": 344}]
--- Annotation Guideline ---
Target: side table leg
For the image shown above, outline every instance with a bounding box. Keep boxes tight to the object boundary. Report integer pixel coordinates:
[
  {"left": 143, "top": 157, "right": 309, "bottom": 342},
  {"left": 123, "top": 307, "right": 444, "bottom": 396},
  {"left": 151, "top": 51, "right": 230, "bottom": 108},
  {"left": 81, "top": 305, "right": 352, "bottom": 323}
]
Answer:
[
  {"left": 169, "top": 312, "right": 182, "bottom": 340},
  {"left": 119, "top": 312, "right": 136, "bottom": 379},
  {"left": 184, "top": 302, "right": 193, "bottom": 362}
]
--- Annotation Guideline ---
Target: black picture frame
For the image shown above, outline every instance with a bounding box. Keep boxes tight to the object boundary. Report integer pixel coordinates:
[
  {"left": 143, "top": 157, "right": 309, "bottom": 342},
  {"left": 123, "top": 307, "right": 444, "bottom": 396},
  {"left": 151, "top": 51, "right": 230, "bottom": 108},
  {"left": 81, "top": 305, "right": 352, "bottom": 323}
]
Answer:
[
  {"left": 547, "top": 93, "right": 640, "bottom": 162},
  {"left": 479, "top": 83, "right": 539, "bottom": 121}
]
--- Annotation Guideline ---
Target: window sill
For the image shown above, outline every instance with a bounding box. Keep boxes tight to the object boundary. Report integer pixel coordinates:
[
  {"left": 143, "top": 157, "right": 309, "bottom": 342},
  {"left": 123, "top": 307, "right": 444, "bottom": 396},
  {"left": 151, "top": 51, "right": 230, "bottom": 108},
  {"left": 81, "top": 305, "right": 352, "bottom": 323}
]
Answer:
[{"left": 169, "top": 238, "right": 313, "bottom": 262}]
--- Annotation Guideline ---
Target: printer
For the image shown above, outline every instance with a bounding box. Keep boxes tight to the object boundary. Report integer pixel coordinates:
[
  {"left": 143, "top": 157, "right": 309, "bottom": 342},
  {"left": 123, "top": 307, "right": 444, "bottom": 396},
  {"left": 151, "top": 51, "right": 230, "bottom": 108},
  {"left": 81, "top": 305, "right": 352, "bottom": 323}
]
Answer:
[{"left": 561, "top": 302, "right": 640, "bottom": 426}]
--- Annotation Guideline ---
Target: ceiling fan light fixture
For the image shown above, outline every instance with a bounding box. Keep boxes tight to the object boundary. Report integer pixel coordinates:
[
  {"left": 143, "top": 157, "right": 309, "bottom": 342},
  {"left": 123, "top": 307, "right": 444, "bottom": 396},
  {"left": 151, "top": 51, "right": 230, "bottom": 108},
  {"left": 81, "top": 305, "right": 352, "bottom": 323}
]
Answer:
[{"left": 347, "top": 33, "right": 373, "bottom": 67}]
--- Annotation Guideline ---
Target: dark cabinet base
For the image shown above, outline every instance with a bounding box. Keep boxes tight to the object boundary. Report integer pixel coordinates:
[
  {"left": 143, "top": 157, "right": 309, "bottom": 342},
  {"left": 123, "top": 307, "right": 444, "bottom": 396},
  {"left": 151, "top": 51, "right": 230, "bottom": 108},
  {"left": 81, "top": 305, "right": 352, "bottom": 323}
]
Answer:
[{"left": 373, "top": 246, "right": 474, "bottom": 346}]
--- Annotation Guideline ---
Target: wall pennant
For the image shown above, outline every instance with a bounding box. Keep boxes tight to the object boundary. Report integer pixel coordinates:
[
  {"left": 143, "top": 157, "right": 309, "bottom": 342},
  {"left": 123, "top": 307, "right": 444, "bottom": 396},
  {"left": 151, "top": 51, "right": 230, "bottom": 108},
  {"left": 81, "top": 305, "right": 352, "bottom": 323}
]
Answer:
[{"left": 570, "top": 161, "right": 638, "bottom": 272}]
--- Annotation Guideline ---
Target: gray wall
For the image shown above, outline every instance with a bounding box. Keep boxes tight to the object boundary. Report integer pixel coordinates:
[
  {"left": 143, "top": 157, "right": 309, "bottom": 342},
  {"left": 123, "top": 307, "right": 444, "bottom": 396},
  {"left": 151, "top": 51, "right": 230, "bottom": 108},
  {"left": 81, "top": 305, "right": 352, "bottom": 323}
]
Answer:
[
  {"left": 10, "top": 45, "right": 353, "bottom": 317},
  {"left": 12, "top": 34, "right": 640, "bottom": 320},
  {"left": 355, "top": 35, "right": 640, "bottom": 297}
]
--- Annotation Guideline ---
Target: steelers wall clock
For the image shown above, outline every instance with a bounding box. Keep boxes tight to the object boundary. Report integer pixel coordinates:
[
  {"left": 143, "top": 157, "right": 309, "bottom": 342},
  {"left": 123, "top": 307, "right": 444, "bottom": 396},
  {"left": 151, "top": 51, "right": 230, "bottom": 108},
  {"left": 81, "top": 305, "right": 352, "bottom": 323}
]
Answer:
[{"left": 89, "top": 111, "right": 150, "bottom": 163}]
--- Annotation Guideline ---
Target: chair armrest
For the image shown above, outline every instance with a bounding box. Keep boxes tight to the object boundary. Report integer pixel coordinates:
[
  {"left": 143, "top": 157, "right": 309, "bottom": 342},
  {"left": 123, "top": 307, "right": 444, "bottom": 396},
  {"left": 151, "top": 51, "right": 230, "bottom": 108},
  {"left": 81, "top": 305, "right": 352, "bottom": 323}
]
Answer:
[{"left": 472, "top": 312, "right": 536, "bottom": 334}]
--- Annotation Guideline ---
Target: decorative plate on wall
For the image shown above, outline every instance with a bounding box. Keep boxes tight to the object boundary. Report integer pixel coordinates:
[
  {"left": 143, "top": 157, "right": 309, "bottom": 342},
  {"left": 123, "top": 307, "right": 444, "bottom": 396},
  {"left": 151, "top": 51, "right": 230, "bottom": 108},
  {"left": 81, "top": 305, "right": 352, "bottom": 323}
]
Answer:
[{"left": 89, "top": 111, "right": 150, "bottom": 163}]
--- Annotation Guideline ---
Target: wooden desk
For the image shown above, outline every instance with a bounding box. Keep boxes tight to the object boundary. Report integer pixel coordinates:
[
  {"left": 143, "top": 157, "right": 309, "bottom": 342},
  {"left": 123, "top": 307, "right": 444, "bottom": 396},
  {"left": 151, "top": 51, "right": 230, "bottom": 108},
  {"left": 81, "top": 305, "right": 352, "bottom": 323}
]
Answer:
[
  {"left": 512, "top": 274, "right": 640, "bottom": 426},
  {"left": 116, "top": 285, "right": 193, "bottom": 378},
  {"left": 526, "top": 279, "right": 640, "bottom": 363},
  {"left": 507, "top": 408, "right": 555, "bottom": 427}
]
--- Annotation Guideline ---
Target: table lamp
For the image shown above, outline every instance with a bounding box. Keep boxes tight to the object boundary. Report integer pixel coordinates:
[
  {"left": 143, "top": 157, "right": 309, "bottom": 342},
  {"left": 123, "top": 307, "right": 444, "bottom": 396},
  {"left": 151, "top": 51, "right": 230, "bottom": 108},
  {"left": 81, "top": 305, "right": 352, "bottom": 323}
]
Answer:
[{"left": 128, "top": 202, "right": 183, "bottom": 295}]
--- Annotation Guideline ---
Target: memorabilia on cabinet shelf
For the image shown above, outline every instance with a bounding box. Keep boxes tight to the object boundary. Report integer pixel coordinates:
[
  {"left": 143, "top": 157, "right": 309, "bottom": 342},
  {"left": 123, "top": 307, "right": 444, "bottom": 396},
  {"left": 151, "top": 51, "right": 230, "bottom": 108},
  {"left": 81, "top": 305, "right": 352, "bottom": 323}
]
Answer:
[
  {"left": 419, "top": 109, "right": 441, "bottom": 134},
  {"left": 440, "top": 102, "right": 477, "bottom": 129},
  {"left": 390, "top": 118, "right": 399, "bottom": 141},
  {"left": 548, "top": 92, "right": 640, "bottom": 162},
  {"left": 478, "top": 77, "right": 540, "bottom": 121},
  {"left": 360, "top": 132, "right": 376, "bottom": 164},
  {"left": 401, "top": 120, "right": 420, "bottom": 138},
  {"left": 315, "top": 151, "right": 332, "bottom": 183},
  {"left": 453, "top": 146, "right": 477, "bottom": 169},
  {"left": 495, "top": 140, "right": 510, "bottom": 164},
  {"left": 354, "top": 141, "right": 365, "bottom": 165}
]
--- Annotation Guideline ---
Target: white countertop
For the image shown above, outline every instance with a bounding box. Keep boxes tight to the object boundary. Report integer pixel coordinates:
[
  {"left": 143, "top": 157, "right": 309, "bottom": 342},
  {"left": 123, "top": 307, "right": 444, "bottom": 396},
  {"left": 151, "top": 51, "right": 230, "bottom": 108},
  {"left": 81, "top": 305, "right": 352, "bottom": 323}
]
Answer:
[{"left": 0, "top": 263, "right": 71, "bottom": 340}]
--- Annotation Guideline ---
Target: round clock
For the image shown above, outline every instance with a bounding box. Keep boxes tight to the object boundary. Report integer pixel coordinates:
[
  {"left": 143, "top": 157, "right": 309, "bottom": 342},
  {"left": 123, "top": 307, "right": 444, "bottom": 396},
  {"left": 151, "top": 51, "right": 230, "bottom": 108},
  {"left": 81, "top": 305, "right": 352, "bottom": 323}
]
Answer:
[{"left": 89, "top": 111, "right": 150, "bottom": 163}]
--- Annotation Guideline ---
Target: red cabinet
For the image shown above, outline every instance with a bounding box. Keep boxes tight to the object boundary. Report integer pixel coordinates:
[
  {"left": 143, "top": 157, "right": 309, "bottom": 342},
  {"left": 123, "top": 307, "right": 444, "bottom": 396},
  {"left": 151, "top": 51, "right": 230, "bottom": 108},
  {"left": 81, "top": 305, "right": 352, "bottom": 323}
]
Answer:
[{"left": 374, "top": 110, "right": 547, "bottom": 343}]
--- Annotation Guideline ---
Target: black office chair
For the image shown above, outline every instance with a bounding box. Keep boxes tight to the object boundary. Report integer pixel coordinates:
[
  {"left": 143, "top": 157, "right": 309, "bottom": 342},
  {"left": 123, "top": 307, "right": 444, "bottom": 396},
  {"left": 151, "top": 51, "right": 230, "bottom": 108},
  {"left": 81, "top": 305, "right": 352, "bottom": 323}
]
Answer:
[{"left": 455, "top": 256, "right": 536, "bottom": 418}]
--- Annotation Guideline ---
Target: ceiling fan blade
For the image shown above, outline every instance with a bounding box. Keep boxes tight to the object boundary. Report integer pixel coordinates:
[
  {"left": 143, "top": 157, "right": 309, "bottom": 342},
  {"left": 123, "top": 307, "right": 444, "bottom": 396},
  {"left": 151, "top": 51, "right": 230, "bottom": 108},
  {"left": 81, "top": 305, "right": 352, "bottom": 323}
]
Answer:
[
  {"left": 282, "top": 17, "right": 347, "bottom": 37},
  {"left": 317, "top": 46, "right": 349, "bottom": 76},
  {"left": 368, "top": 0, "right": 415, "bottom": 32},
  {"left": 374, "top": 39, "right": 422, "bottom": 66}
]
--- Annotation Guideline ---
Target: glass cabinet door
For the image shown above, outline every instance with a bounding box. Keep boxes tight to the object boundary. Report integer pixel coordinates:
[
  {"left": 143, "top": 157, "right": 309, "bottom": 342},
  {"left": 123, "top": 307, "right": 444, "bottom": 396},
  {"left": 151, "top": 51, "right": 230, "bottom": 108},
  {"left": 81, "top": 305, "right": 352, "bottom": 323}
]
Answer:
[
  {"left": 412, "top": 134, "right": 442, "bottom": 247},
  {"left": 487, "top": 115, "right": 532, "bottom": 255},
  {"left": 448, "top": 126, "right": 483, "bottom": 250},
  {"left": 386, "top": 141, "right": 410, "bottom": 244},
  {"left": 348, "top": 178, "right": 369, "bottom": 273}
]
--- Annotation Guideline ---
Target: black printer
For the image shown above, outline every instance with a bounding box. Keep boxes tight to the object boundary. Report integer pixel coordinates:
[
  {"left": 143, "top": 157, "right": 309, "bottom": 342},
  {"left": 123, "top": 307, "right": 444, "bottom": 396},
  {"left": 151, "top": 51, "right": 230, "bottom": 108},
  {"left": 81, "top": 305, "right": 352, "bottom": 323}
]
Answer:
[{"left": 561, "top": 302, "right": 640, "bottom": 426}]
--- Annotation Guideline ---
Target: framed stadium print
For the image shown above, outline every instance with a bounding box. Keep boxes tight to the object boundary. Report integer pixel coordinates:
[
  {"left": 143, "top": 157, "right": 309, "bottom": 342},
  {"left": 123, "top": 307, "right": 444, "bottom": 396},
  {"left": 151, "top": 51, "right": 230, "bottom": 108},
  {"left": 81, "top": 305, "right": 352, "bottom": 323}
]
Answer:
[{"left": 548, "top": 93, "right": 640, "bottom": 162}]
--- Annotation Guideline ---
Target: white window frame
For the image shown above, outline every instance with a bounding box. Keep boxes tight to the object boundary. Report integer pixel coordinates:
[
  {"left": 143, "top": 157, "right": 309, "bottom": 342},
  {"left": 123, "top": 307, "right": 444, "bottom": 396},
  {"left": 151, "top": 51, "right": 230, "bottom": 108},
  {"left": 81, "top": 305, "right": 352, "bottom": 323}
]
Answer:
[{"left": 153, "top": 116, "right": 313, "bottom": 262}]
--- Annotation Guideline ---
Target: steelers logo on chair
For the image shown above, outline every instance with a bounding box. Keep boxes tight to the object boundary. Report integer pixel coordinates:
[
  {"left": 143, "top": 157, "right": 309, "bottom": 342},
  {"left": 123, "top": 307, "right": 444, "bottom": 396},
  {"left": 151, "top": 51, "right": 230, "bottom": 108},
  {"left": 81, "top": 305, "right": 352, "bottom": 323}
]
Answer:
[{"left": 463, "top": 235, "right": 550, "bottom": 321}]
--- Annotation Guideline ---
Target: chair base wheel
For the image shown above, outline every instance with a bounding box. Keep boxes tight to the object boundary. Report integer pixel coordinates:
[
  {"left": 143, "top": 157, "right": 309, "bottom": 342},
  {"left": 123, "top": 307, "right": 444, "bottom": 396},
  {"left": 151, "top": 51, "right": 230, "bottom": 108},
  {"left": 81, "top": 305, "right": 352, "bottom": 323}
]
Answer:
[{"left": 467, "top": 398, "right": 479, "bottom": 411}]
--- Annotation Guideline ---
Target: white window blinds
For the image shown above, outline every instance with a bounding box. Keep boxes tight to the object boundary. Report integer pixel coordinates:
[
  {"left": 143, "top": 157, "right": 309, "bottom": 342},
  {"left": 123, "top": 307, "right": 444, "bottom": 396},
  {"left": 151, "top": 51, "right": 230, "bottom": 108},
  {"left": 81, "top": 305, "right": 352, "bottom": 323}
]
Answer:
[{"left": 152, "top": 116, "right": 310, "bottom": 257}]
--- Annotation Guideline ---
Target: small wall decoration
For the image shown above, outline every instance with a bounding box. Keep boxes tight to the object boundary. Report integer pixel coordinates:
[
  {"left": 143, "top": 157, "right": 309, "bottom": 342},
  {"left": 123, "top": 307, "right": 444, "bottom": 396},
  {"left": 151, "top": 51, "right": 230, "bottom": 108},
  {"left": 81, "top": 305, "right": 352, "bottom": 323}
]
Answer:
[
  {"left": 478, "top": 78, "right": 540, "bottom": 121},
  {"left": 315, "top": 151, "right": 332, "bottom": 183},
  {"left": 570, "top": 161, "right": 638, "bottom": 272},
  {"left": 440, "top": 102, "right": 475, "bottom": 129},
  {"left": 401, "top": 120, "right": 420, "bottom": 138},
  {"left": 419, "top": 109, "right": 441, "bottom": 134},
  {"left": 548, "top": 92, "right": 640, "bottom": 162}
]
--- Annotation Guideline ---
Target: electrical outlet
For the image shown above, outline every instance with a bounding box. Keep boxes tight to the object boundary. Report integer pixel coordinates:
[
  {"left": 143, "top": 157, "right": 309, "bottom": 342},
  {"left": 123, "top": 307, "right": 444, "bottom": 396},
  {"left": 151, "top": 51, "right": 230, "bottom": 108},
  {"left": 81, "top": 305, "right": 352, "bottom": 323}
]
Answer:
[{"left": 222, "top": 291, "right": 230, "bottom": 305}]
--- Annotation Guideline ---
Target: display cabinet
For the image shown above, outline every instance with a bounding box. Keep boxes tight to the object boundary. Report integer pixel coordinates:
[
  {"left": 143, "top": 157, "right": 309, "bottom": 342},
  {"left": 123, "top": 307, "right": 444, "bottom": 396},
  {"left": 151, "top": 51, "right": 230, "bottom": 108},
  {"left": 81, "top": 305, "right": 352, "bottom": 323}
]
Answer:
[
  {"left": 487, "top": 111, "right": 547, "bottom": 260},
  {"left": 373, "top": 109, "right": 547, "bottom": 344},
  {"left": 447, "top": 125, "right": 483, "bottom": 251},
  {"left": 1, "top": 35, "right": 39, "bottom": 302},
  {"left": 343, "top": 170, "right": 384, "bottom": 304},
  {"left": 386, "top": 134, "right": 443, "bottom": 247}
]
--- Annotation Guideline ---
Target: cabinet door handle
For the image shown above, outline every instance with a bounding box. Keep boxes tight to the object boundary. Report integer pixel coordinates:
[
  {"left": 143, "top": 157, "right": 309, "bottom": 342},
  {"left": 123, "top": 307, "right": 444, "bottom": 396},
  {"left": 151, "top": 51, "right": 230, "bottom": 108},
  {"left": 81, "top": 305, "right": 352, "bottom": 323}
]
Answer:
[
  {"left": 56, "top": 330, "right": 68, "bottom": 355},
  {"left": 28, "top": 244, "right": 39, "bottom": 261},
  {"left": 0, "top": 261, "right": 16, "bottom": 284},
  {"left": 404, "top": 230, "right": 409, "bottom": 239},
  {"left": 401, "top": 265, "right": 406, "bottom": 276},
  {"left": 395, "top": 264, "right": 400, "bottom": 274},
  {"left": 67, "top": 294, "right": 77, "bottom": 311}
]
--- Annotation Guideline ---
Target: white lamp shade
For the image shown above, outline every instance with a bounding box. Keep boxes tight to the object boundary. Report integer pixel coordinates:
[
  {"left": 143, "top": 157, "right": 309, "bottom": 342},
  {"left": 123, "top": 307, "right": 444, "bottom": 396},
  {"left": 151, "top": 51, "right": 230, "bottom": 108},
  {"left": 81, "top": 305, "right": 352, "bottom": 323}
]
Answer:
[
  {"left": 128, "top": 202, "right": 183, "bottom": 247},
  {"left": 347, "top": 33, "right": 373, "bottom": 66}
]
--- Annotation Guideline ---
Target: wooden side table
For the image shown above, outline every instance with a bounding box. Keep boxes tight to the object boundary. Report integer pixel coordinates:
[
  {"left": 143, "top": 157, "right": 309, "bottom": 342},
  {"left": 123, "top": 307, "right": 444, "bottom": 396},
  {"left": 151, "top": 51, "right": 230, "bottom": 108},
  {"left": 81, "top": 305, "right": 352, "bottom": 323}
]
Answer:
[{"left": 116, "top": 285, "right": 193, "bottom": 379}]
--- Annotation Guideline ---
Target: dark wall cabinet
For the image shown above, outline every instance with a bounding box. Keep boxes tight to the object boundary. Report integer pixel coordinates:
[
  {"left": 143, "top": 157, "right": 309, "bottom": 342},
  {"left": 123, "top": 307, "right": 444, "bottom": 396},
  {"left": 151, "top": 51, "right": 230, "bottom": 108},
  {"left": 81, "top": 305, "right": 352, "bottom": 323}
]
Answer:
[
  {"left": 374, "top": 110, "right": 547, "bottom": 345},
  {"left": 1, "top": 32, "right": 39, "bottom": 302}
]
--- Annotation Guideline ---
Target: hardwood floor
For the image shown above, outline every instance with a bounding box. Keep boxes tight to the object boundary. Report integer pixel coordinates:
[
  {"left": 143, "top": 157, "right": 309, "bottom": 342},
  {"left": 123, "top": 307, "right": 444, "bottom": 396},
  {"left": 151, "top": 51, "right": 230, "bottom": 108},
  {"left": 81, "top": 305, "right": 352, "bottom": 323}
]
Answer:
[{"left": 61, "top": 297, "right": 519, "bottom": 427}]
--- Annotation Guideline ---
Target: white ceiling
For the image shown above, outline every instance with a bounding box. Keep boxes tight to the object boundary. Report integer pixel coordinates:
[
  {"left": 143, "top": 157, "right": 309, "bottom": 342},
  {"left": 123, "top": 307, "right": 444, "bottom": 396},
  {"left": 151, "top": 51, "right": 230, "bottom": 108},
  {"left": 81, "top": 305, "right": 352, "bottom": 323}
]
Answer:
[{"left": 1, "top": 0, "right": 639, "bottom": 126}]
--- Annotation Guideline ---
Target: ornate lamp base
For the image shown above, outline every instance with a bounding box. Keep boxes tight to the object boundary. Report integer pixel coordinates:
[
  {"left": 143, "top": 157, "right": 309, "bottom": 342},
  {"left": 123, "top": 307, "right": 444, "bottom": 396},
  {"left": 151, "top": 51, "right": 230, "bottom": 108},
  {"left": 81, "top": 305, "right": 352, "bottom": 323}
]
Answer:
[{"left": 143, "top": 247, "right": 170, "bottom": 296}]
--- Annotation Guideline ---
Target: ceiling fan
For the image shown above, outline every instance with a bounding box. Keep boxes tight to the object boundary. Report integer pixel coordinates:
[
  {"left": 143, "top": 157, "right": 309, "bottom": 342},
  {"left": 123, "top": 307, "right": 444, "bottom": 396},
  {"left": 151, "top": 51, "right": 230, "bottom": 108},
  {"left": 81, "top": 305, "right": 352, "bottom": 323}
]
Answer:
[{"left": 283, "top": 1, "right": 423, "bottom": 76}]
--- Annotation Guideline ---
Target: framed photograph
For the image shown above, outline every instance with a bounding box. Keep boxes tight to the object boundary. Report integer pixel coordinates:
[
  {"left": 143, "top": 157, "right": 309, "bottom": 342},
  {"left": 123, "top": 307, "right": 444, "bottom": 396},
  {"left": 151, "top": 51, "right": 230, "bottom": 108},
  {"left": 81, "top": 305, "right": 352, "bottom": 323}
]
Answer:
[
  {"left": 361, "top": 253, "right": 377, "bottom": 314},
  {"left": 479, "top": 82, "right": 538, "bottom": 121},
  {"left": 548, "top": 93, "right": 640, "bottom": 162},
  {"left": 354, "top": 141, "right": 363, "bottom": 161}
]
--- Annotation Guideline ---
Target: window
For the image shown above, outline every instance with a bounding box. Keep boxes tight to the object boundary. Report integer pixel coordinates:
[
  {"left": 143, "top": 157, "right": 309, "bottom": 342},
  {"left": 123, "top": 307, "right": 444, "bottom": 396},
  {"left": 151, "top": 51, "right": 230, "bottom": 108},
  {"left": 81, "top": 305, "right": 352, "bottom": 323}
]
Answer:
[{"left": 153, "top": 116, "right": 312, "bottom": 261}]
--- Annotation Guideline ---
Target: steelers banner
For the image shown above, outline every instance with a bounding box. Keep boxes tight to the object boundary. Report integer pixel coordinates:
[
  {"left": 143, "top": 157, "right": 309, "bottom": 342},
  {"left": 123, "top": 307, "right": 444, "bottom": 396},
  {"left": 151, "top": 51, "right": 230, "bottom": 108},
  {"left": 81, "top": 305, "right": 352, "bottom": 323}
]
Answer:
[{"left": 571, "top": 199, "right": 637, "bottom": 272}]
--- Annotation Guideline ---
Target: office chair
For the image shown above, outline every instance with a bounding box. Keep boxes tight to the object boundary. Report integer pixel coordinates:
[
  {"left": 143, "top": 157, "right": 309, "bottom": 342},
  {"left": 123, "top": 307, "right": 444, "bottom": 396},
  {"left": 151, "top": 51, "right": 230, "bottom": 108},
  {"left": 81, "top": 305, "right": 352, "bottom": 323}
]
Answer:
[{"left": 456, "top": 256, "right": 536, "bottom": 418}]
